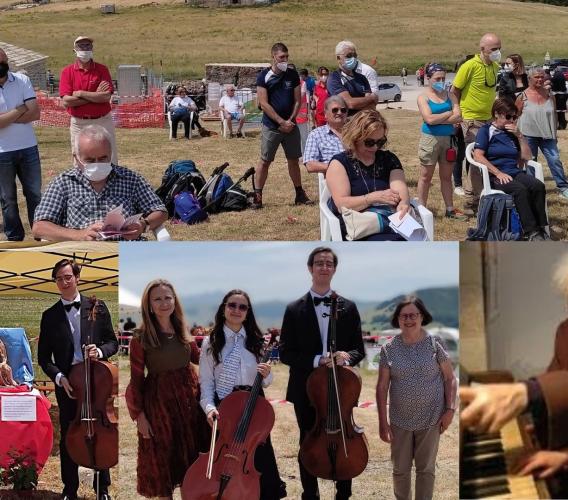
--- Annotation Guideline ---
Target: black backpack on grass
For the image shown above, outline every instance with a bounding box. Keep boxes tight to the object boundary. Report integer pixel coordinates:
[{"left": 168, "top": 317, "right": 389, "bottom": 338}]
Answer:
[
  {"left": 466, "top": 193, "right": 522, "bottom": 241},
  {"left": 156, "top": 160, "right": 206, "bottom": 216}
]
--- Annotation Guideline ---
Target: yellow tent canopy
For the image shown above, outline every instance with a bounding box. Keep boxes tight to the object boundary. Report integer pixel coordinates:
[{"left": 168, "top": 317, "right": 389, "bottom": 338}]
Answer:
[{"left": 0, "top": 251, "right": 118, "bottom": 296}]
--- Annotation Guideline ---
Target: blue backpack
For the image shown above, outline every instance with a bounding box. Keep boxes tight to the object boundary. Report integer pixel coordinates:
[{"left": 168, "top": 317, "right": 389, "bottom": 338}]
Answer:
[
  {"left": 466, "top": 193, "right": 522, "bottom": 241},
  {"left": 174, "top": 191, "right": 208, "bottom": 225},
  {"left": 203, "top": 173, "right": 234, "bottom": 212}
]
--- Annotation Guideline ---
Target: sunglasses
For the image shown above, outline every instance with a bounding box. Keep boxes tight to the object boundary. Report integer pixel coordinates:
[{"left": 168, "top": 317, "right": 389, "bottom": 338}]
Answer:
[
  {"left": 363, "top": 137, "right": 387, "bottom": 148},
  {"left": 504, "top": 114, "right": 518, "bottom": 121},
  {"left": 226, "top": 302, "right": 249, "bottom": 312},
  {"left": 330, "top": 107, "right": 347, "bottom": 114}
]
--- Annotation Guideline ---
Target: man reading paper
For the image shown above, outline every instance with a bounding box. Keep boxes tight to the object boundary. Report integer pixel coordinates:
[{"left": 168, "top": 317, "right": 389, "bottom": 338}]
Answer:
[{"left": 32, "top": 125, "right": 167, "bottom": 241}]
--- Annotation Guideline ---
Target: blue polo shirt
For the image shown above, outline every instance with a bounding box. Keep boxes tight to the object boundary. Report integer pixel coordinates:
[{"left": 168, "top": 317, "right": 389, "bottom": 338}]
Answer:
[
  {"left": 256, "top": 67, "right": 300, "bottom": 129},
  {"left": 0, "top": 72, "right": 38, "bottom": 153},
  {"left": 474, "top": 123, "right": 521, "bottom": 177},
  {"left": 327, "top": 70, "right": 370, "bottom": 115}
]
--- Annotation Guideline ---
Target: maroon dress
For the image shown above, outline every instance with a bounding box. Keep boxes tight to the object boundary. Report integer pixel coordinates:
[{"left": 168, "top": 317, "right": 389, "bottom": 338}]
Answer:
[{"left": 125, "top": 335, "right": 209, "bottom": 497}]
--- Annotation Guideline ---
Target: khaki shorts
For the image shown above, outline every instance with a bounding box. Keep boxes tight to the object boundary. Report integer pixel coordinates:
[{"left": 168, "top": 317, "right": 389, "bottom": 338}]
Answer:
[
  {"left": 260, "top": 124, "right": 302, "bottom": 162},
  {"left": 418, "top": 133, "right": 451, "bottom": 165}
]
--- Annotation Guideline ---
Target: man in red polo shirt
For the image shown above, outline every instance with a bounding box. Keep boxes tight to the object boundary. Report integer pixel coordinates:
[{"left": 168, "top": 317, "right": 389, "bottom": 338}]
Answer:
[{"left": 59, "top": 36, "right": 117, "bottom": 164}]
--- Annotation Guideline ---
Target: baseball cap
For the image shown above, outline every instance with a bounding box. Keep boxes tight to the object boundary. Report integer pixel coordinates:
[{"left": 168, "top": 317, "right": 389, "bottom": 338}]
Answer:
[{"left": 74, "top": 36, "right": 93, "bottom": 46}]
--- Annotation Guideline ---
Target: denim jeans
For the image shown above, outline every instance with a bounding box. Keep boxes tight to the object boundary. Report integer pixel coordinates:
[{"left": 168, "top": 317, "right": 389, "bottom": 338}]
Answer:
[
  {"left": 0, "top": 145, "right": 42, "bottom": 240},
  {"left": 525, "top": 136, "right": 568, "bottom": 191}
]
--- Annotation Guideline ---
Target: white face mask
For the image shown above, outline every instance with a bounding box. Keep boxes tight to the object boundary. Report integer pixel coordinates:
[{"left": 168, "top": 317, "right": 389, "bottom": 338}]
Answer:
[
  {"left": 504, "top": 64, "right": 514, "bottom": 72},
  {"left": 80, "top": 161, "right": 112, "bottom": 182},
  {"left": 75, "top": 50, "right": 93, "bottom": 63},
  {"left": 320, "top": 75, "right": 328, "bottom": 82},
  {"left": 489, "top": 50, "right": 501, "bottom": 63},
  {"left": 276, "top": 62, "right": 288, "bottom": 72}
]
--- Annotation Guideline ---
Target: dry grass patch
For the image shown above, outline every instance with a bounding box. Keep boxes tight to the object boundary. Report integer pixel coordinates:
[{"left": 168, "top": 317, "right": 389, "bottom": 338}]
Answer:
[
  {"left": 1, "top": 0, "right": 567, "bottom": 78},
  {"left": 7, "top": 109, "right": 568, "bottom": 242},
  {"left": 118, "top": 360, "right": 458, "bottom": 499}
]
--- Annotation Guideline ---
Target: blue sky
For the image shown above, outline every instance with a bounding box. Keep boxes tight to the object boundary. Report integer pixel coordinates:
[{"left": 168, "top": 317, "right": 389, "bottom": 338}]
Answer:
[{"left": 119, "top": 242, "right": 458, "bottom": 306}]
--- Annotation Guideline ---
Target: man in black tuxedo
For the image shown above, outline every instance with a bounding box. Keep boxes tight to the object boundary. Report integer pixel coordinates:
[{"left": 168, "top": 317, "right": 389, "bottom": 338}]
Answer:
[
  {"left": 37, "top": 259, "right": 118, "bottom": 500},
  {"left": 280, "top": 246, "right": 365, "bottom": 500}
]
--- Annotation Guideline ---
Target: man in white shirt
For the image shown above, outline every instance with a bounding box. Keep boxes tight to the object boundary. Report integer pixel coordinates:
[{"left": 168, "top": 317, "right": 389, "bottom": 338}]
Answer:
[
  {"left": 0, "top": 48, "right": 42, "bottom": 241},
  {"left": 280, "top": 247, "right": 366, "bottom": 500},
  {"left": 37, "top": 259, "right": 118, "bottom": 500},
  {"left": 356, "top": 59, "right": 379, "bottom": 98},
  {"left": 219, "top": 84, "right": 245, "bottom": 138}
]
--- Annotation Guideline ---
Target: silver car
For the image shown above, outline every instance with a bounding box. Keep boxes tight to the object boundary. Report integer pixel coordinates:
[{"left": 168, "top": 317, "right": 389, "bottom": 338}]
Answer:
[{"left": 378, "top": 83, "right": 402, "bottom": 102}]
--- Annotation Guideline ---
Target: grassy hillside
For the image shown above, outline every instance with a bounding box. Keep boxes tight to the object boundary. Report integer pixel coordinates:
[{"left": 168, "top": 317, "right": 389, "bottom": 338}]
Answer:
[{"left": 2, "top": 0, "right": 567, "bottom": 78}]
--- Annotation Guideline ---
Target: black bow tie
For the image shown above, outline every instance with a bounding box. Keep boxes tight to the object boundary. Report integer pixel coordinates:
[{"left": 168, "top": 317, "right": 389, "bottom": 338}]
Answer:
[
  {"left": 313, "top": 296, "right": 330, "bottom": 306},
  {"left": 64, "top": 301, "right": 81, "bottom": 312}
]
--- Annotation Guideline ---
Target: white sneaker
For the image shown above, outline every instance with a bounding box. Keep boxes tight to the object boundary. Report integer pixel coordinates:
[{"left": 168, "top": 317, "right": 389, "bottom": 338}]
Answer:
[{"left": 454, "top": 187, "right": 466, "bottom": 196}]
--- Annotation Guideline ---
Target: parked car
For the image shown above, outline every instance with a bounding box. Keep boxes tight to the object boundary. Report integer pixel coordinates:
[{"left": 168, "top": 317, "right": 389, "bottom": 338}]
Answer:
[
  {"left": 549, "top": 58, "right": 568, "bottom": 70},
  {"left": 378, "top": 82, "right": 402, "bottom": 102},
  {"left": 555, "top": 66, "right": 568, "bottom": 81}
]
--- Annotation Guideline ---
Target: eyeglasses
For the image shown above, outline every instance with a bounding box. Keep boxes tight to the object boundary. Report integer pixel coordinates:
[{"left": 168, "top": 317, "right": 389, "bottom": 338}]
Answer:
[
  {"left": 484, "top": 65, "right": 497, "bottom": 88},
  {"left": 504, "top": 114, "right": 518, "bottom": 121},
  {"left": 330, "top": 107, "right": 347, "bottom": 114},
  {"left": 363, "top": 137, "right": 387, "bottom": 148},
  {"left": 226, "top": 302, "right": 249, "bottom": 312},
  {"left": 55, "top": 275, "right": 75, "bottom": 283},
  {"left": 313, "top": 260, "right": 335, "bottom": 268},
  {"left": 399, "top": 313, "right": 421, "bottom": 321}
]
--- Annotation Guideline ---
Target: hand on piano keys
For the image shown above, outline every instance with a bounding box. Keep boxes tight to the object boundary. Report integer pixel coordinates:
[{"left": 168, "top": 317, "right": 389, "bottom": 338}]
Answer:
[
  {"left": 460, "top": 383, "right": 529, "bottom": 434},
  {"left": 515, "top": 450, "right": 568, "bottom": 479}
]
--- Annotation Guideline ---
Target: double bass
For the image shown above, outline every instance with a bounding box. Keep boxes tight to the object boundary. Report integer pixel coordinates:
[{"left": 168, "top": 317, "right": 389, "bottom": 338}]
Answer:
[
  {"left": 181, "top": 342, "right": 274, "bottom": 500},
  {"left": 65, "top": 296, "right": 118, "bottom": 475},
  {"left": 299, "top": 292, "right": 369, "bottom": 481}
]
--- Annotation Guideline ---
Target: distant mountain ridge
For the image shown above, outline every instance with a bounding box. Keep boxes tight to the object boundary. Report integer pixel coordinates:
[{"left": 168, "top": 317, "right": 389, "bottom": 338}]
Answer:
[
  {"left": 361, "top": 286, "right": 459, "bottom": 331},
  {"left": 120, "top": 286, "right": 457, "bottom": 331}
]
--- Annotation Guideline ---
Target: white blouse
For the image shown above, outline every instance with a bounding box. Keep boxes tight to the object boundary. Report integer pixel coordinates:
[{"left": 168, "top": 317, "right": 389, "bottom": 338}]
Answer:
[{"left": 199, "top": 325, "right": 272, "bottom": 415}]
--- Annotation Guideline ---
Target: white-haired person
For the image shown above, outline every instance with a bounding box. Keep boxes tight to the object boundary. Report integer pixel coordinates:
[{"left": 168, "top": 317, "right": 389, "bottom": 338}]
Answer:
[
  {"left": 32, "top": 125, "right": 167, "bottom": 241},
  {"left": 327, "top": 40, "right": 378, "bottom": 116},
  {"left": 219, "top": 85, "right": 245, "bottom": 138}
]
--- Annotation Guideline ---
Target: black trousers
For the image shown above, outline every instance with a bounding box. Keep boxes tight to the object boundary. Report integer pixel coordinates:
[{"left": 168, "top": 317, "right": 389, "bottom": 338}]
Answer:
[
  {"left": 490, "top": 172, "right": 548, "bottom": 234},
  {"left": 55, "top": 386, "right": 111, "bottom": 497},
  {"left": 293, "top": 402, "right": 352, "bottom": 500},
  {"left": 170, "top": 111, "right": 192, "bottom": 139}
]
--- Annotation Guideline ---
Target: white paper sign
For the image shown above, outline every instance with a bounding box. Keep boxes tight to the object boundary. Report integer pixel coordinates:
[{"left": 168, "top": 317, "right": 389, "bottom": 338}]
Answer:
[{"left": 1, "top": 395, "right": 36, "bottom": 421}]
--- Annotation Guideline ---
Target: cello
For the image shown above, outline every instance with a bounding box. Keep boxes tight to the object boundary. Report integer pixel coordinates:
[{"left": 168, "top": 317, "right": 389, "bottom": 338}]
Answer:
[
  {"left": 65, "top": 296, "right": 119, "bottom": 478},
  {"left": 299, "top": 292, "right": 369, "bottom": 481},
  {"left": 181, "top": 342, "right": 274, "bottom": 500}
]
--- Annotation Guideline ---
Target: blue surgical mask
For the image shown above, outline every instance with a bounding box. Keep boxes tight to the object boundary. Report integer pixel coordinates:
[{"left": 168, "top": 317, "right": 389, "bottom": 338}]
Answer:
[
  {"left": 432, "top": 82, "right": 445, "bottom": 92},
  {"left": 343, "top": 57, "right": 358, "bottom": 71}
]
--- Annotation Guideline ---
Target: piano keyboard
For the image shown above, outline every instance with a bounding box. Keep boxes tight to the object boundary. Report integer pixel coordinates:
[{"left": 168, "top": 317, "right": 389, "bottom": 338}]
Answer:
[{"left": 460, "top": 417, "right": 549, "bottom": 499}]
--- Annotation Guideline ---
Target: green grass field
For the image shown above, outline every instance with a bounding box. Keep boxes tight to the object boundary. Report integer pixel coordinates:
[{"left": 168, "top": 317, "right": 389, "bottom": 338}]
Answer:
[{"left": 2, "top": 0, "right": 567, "bottom": 79}]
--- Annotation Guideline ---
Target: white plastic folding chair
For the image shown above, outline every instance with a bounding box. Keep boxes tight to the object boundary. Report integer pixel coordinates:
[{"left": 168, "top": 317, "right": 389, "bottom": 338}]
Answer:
[
  {"left": 168, "top": 110, "right": 194, "bottom": 140},
  {"left": 318, "top": 174, "right": 434, "bottom": 241},
  {"left": 219, "top": 108, "right": 247, "bottom": 138},
  {"left": 465, "top": 142, "right": 549, "bottom": 234}
]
